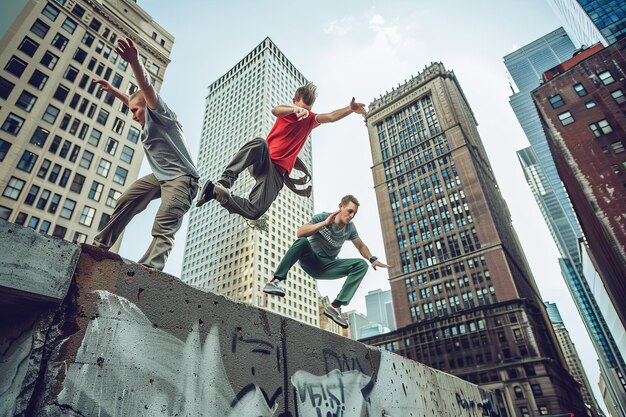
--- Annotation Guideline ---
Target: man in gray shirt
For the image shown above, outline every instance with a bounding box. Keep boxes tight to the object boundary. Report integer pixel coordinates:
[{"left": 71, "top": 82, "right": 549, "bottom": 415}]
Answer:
[
  {"left": 92, "top": 38, "right": 199, "bottom": 271},
  {"left": 263, "top": 195, "right": 390, "bottom": 328}
]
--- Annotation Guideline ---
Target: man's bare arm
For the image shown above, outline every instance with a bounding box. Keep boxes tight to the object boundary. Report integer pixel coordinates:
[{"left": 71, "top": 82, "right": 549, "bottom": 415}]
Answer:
[
  {"left": 92, "top": 79, "right": 129, "bottom": 106},
  {"left": 315, "top": 98, "right": 366, "bottom": 124},
  {"left": 272, "top": 104, "right": 309, "bottom": 120},
  {"left": 296, "top": 211, "right": 339, "bottom": 238},
  {"left": 352, "top": 237, "right": 391, "bottom": 270},
  {"left": 116, "top": 38, "right": 158, "bottom": 109}
]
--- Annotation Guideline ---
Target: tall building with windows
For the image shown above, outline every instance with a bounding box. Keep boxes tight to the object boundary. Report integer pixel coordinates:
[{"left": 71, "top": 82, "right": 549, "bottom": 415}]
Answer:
[
  {"left": 361, "top": 62, "right": 586, "bottom": 417},
  {"left": 546, "top": 0, "right": 626, "bottom": 46},
  {"left": 365, "top": 288, "right": 396, "bottom": 331},
  {"left": 545, "top": 302, "right": 602, "bottom": 416},
  {"left": 505, "top": 29, "right": 626, "bottom": 417},
  {"left": 0, "top": 0, "right": 172, "bottom": 246},
  {"left": 182, "top": 38, "right": 319, "bottom": 326},
  {"left": 532, "top": 39, "right": 626, "bottom": 415}
]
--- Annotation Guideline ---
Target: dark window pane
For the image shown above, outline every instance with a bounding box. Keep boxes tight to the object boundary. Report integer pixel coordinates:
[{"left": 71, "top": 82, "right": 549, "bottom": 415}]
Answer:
[
  {"left": 51, "top": 33, "right": 69, "bottom": 51},
  {"left": 29, "top": 126, "right": 49, "bottom": 147},
  {"left": 15, "top": 90, "right": 37, "bottom": 112},
  {"left": 42, "top": 3, "right": 60, "bottom": 21},
  {"left": 28, "top": 70, "right": 48, "bottom": 90},
  {"left": 89, "top": 18, "right": 101, "bottom": 31},
  {"left": 17, "top": 150, "right": 38, "bottom": 173},
  {"left": 2, "top": 113, "right": 25, "bottom": 135},
  {"left": 5, "top": 56, "right": 28, "bottom": 77},
  {"left": 0, "top": 76, "right": 15, "bottom": 99},
  {"left": 40, "top": 50, "right": 59, "bottom": 70},
  {"left": 0, "top": 138, "right": 12, "bottom": 161},
  {"left": 54, "top": 84, "right": 70, "bottom": 103},
  {"left": 17, "top": 36, "right": 39, "bottom": 57},
  {"left": 72, "top": 4, "right": 85, "bottom": 18},
  {"left": 73, "top": 47, "right": 87, "bottom": 64},
  {"left": 30, "top": 19, "right": 50, "bottom": 39},
  {"left": 61, "top": 17, "right": 77, "bottom": 34}
]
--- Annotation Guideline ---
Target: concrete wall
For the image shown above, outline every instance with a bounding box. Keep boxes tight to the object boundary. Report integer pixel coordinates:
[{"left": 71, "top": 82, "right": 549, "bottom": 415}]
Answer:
[{"left": 0, "top": 222, "right": 499, "bottom": 417}]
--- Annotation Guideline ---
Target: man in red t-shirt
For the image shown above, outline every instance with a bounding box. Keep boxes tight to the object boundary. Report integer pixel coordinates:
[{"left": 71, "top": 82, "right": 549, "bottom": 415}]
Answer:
[{"left": 196, "top": 83, "right": 367, "bottom": 220}]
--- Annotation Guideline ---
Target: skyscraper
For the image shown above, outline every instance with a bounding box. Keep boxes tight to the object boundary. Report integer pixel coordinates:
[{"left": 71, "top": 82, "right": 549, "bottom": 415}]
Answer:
[
  {"left": 182, "top": 38, "right": 319, "bottom": 326},
  {"left": 365, "top": 288, "right": 396, "bottom": 331},
  {"left": 0, "top": 0, "right": 171, "bottom": 246},
  {"left": 547, "top": 0, "right": 626, "bottom": 46},
  {"left": 505, "top": 29, "right": 626, "bottom": 416},
  {"left": 545, "top": 302, "right": 602, "bottom": 416},
  {"left": 361, "top": 62, "right": 586, "bottom": 417}
]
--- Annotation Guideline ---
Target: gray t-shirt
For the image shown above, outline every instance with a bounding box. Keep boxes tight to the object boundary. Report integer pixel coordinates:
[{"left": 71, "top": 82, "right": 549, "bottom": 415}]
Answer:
[
  {"left": 308, "top": 212, "right": 359, "bottom": 259},
  {"left": 141, "top": 95, "right": 199, "bottom": 181}
]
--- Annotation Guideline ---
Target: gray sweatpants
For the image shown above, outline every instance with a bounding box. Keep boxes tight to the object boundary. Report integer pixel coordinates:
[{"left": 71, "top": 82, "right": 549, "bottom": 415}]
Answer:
[
  {"left": 93, "top": 173, "right": 198, "bottom": 270},
  {"left": 220, "top": 137, "right": 285, "bottom": 220}
]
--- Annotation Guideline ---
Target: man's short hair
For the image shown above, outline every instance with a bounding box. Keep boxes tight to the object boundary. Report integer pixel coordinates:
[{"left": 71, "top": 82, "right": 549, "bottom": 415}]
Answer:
[
  {"left": 294, "top": 83, "right": 317, "bottom": 106},
  {"left": 129, "top": 90, "right": 145, "bottom": 103},
  {"left": 340, "top": 195, "right": 360, "bottom": 207}
]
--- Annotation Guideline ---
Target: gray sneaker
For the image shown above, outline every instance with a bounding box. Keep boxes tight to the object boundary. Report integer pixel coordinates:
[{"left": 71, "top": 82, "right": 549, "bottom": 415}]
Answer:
[
  {"left": 213, "top": 182, "right": 230, "bottom": 205},
  {"left": 263, "top": 281, "right": 286, "bottom": 297},
  {"left": 324, "top": 305, "right": 348, "bottom": 328}
]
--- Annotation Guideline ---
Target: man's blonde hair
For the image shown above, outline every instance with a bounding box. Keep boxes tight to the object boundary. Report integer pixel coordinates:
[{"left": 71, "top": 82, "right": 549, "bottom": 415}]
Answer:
[
  {"left": 294, "top": 83, "right": 317, "bottom": 106},
  {"left": 340, "top": 195, "right": 360, "bottom": 207},
  {"left": 129, "top": 90, "right": 145, "bottom": 104}
]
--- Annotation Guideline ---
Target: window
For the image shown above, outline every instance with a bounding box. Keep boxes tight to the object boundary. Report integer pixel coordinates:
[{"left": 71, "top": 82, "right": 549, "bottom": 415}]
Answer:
[
  {"left": 113, "top": 166, "right": 128, "bottom": 185},
  {"left": 531, "top": 384, "right": 543, "bottom": 396},
  {"left": 79, "top": 206, "right": 96, "bottom": 226},
  {"left": 89, "top": 18, "right": 101, "bottom": 31},
  {"left": 82, "top": 32, "right": 95, "bottom": 47},
  {"left": 72, "top": 232, "right": 88, "bottom": 244},
  {"left": 112, "top": 73, "right": 123, "bottom": 88},
  {"left": 78, "top": 123, "right": 88, "bottom": 140},
  {"left": 0, "top": 205, "right": 12, "bottom": 220},
  {"left": 15, "top": 212, "right": 27, "bottom": 226},
  {"left": 59, "top": 140, "right": 71, "bottom": 158},
  {"left": 0, "top": 138, "right": 11, "bottom": 161},
  {"left": 96, "top": 108, "right": 109, "bottom": 125},
  {"left": 52, "top": 225, "right": 67, "bottom": 239},
  {"left": 557, "top": 111, "right": 574, "bottom": 126},
  {"left": 39, "top": 220, "right": 50, "bottom": 234},
  {"left": 30, "top": 19, "right": 50, "bottom": 39},
  {"left": 598, "top": 70, "right": 614, "bottom": 85},
  {"left": 61, "top": 17, "right": 77, "bottom": 34},
  {"left": 64, "top": 65, "right": 79, "bottom": 82},
  {"left": 17, "top": 150, "right": 38, "bottom": 173},
  {"left": 15, "top": 90, "right": 37, "bottom": 112},
  {"left": 519, "top": 406, "right": 530, "bottom": 417},
  {"left": 127, "top": 126, "right": 140, "bottom": 143},
  {"left": 585, "top": 100, "right": 596, "bottom": 108},
  {"left": 69, "top": 93, "right": 80, "bottom": 109},
  {"left": 68, "top": 173, "right": 85, "bottom": 194},
  {"left": 42, "top": 3, "right": 60, "bottom": 21},
  {"left": 69, "top": 144, "right": 80, "bottom": 162},
  {"left": 98, "top": 213, "right": 111, "bottom": 231},
  {"left": 59, "top": 168, "right": 71, "bottom": 187},
  {"left": 24, "top": 185, "right": 40, "bottom": 205},
  {"left": 40, "top": 51, "right": 59, "bottom": 70},
  {"left": 574, "top": 83, "right": 587, "bottom": 96},
  {"left": 548, "top": 94, "right": 564, "bottom": 109},
  {"left": 112, "top": 117, "right": 125, "bottom": 134},
  {"left": 79, "top": 74, "right": 89, "bottom": 89},
  {"left": 59, "top": 114, "right": 70, "bottom": 130},
  {"left": 29, "top": 126, "right": 49, "bottom": 147},
  {"left": 611, "top": 141, "right": 625, "bottom": 154},
  {"left": 18, "top": 37, "right": 39, "bottom": 57},
  {"left": 42, "top": 104, "right": 60, "bottom": 124},
  {"left": 28, "top": 70, "right": 48, "bottom": 90},
  {"left": 97, "top": 158, "right": 111, "bottom": 177},
  {"left": 53, "top": 84, "right": 70, "bottom": 103},
  {"left": 5, "top": 56, "right": 28, "bottom": 77},
  {"left": 37, "top": 159, "right": 51, "bottom": 177},
  {"left": 105, "top": 137, "right": 118, "bottom": 155},
  {"left": 88, "top": 181, "right": 103, "bottom": 201},
  {"left": 79, "top": 150, "right": 94, "bottom": 169},
  {"left": 73, "top": 47, "right": 87, "bottom": 64},
  {"left": 48, "top": 193, "right": 61, "bottom": 213},
  {"left": 106, "top": 189, "right": 121, "bottom": 208},
  {"left": 538, "top": 406, "right": 549, "bottom": 415},
  {"left": 589, "top": 119, "right": 613, "bottom": 137},
  {"left": 88, "top": 128, "right": 102, "bottom": 146},
  {"left": 36, "top": 190, "right": 50, "bottom": 209},
  {"left": 48, "top": 163, "right": 61, "bottom": 183},
  {"left": 27, "top": 217, "right": 40, "bottom": 230},
  {"left": 60, "top": 198, "right": 76, "bottom": 219},
  {"left": 0, "top": 77, "right": 15, "bottom": 99},
  {"left": 611, "top": 90, "right": 625, "bottom": 104},
  {"left": 51, "top": 33, "right": 68, "bottom": 51},
  {"left": 120, "top": 145, "right": 134, "bottom": 163},
  {"left": 72, "top": 4, "right": 85, "bottom": 18},
  {"left": 2, "top": 113, "right": 25, "bottom": 135},
  {"left": 3, "top": 177, "right": 26, "bottom": 200}
]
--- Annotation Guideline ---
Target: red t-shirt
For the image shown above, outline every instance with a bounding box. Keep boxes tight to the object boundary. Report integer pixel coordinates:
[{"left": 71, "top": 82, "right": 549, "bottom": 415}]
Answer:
[{"left": 267, "top": 111, "right": 319, "bottom": 173}]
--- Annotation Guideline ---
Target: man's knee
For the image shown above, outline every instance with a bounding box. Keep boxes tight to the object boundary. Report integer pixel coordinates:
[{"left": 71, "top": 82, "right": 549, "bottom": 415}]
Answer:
[{"left": 354, "top": 259, "right": 369, "bottom": 273}]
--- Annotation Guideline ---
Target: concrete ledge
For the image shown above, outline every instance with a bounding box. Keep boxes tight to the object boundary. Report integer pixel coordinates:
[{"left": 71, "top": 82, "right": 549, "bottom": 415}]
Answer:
[{"left": 0, "top": 219, "right": 80, "bottom": 305}]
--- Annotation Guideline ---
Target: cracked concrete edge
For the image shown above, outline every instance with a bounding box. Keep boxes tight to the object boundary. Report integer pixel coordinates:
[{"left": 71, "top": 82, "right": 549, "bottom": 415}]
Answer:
[{"left": 0, "top": 220, "right": 81, "bottom": 304}]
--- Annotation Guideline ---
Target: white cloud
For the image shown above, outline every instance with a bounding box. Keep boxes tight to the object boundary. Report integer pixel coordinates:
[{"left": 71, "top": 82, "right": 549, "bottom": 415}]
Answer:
[{"left": 324, "top": 16, "right": 354, "bottom": 36}]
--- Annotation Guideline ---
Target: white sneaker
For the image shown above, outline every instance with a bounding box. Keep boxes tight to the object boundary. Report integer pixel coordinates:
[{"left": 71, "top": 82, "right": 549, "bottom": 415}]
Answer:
[{"left": 213, "top": 182, "right": 230, "bottom": 205}]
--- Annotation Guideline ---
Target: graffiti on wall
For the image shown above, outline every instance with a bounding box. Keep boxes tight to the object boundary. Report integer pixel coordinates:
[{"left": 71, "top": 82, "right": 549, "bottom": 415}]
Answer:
[{"left": 56, "top": 290, "right": 499, "bottom": 417}]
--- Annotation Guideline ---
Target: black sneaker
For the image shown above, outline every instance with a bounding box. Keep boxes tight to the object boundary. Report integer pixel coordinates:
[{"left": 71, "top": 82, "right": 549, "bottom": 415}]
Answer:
[
  {"left": 196, "top": 181, "right": 215, "bottom": 207},
  {"left": 263, "top": 281, "right": 286, "bottom": 297},
  {"left": 324, "top": 305, "right": 348, "bottom": 328}
]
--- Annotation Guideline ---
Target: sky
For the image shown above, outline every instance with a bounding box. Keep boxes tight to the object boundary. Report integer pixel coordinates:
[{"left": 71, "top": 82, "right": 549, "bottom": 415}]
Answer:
[{"left": 117, "top": 0, "right": 606, "bottom": 410}]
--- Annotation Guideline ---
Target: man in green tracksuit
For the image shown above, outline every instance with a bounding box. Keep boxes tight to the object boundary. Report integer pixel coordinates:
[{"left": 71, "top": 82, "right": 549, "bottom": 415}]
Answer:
[{"left": 263, "top": 195, "right": 390, "bottom": 328}]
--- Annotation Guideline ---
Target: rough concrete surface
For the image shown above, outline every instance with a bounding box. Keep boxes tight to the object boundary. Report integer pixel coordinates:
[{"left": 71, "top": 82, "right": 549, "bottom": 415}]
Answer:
[{"left": 0, "top": 224, "right": 499, "bottom": 417}]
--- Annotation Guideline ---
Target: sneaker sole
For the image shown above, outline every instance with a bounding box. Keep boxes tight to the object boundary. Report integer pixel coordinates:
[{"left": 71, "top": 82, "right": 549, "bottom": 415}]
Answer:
[
  {"left": 195, "top": 182, "right": 214, "bottom": 207},
  {"left": 324, "top": 311, "right": 349, "bottom": 328},
  {"left": 263, "top": 289, "right": 286, "bottom": 297}
]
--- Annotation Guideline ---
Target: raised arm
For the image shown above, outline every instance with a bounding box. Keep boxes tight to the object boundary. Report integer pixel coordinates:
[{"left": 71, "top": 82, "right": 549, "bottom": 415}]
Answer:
[
  {"left": 116, "top": 38, "right": 158, "bottom": 109},
  {"left": 315, "top": 97, "right": 367, "bottom": 124},
  {"left": 92, "top": 79, "right": 129, "bottom": 106},
  {"left": 272, "top": 104, "right": 309, "bottom": 121},
  {"left": 351, "top": 237, "right": 390, "bottom": 270},
  {"left": 296, "top": 211, "right": 339, "bottom": 238}
]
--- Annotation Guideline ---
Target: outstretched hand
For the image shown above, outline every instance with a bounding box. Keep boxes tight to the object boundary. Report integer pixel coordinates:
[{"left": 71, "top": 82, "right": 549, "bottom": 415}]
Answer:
[
  {"left": 324, "top": 210, "right": 340, "bottom": 226},
  {"left": 371, "top": 260, "right": 391, "bottom": 271},
  {"left": 350, "top": 98, "right": 367, "bottom": 116},
  {"left": 92, "top": 79, "right": 111, "bottom": 91},
  {"left": 116, "top": 38, "right": 139, "bottom": 64}
]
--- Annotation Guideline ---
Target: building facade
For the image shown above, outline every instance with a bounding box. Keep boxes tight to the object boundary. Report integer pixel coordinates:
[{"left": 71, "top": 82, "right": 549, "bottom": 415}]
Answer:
[
  {"left": 181, "top": 38, "right": 319, "bottom": 326},
  {"left": 532, "top": 38, "right": 626, "bottom": 415},
  {"left": 547, "top": 0, "right": 626, "bottom": 46},
  {"left": 545, "top": 302, "right": 602, "bottom": 416},
  {"left": 362, "top": 62, "right": 587, "bottom": 417},
  {"left": 0, "top": 0, "right": 172, "bottom": 246},
  {"left": 506, "top": 29, "right": 626, "bottom": 416},
  {"left": 365, "top": 288, "right": 396, "bottom": 331}
]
